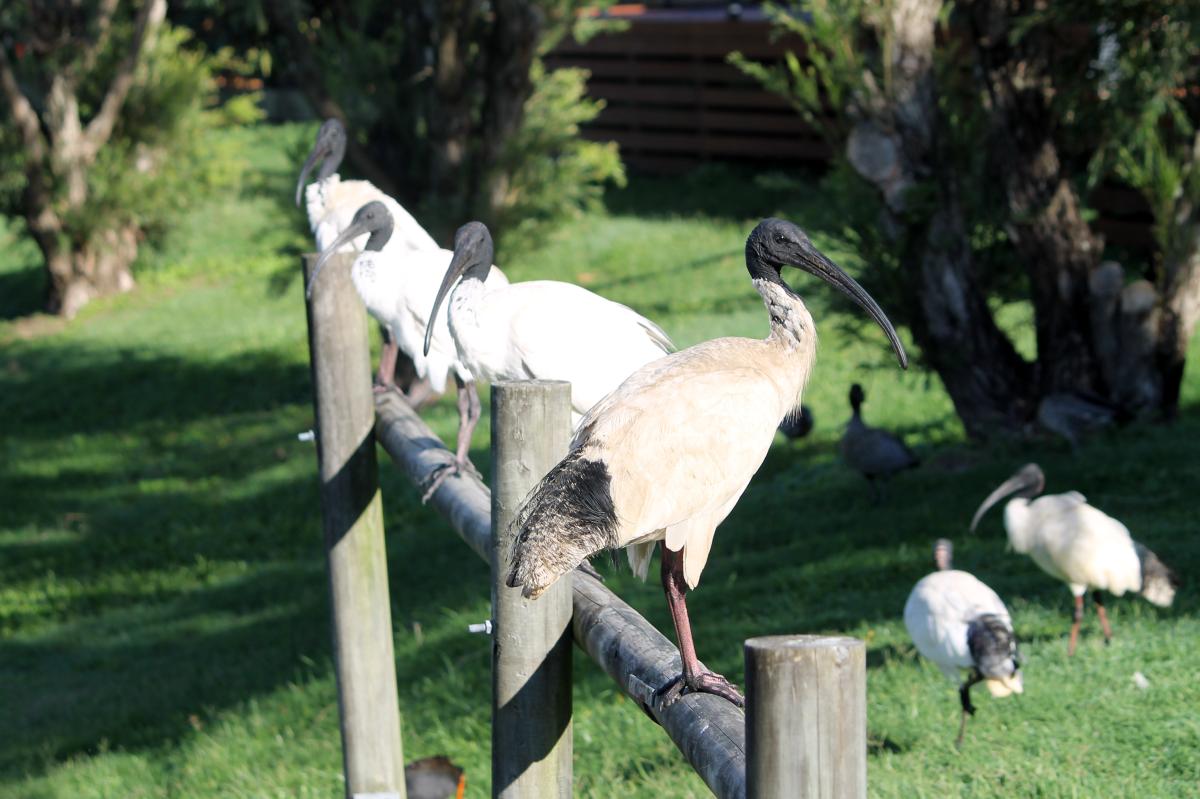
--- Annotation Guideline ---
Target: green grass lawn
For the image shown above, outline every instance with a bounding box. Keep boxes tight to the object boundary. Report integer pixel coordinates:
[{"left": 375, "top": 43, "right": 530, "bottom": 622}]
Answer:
[{"left": 1, "top": 123, "right": 1198, "bottom": 798}]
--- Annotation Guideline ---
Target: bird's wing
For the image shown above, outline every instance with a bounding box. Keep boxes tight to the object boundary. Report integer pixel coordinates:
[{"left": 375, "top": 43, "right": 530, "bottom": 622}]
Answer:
[
  {"left": 573, "top": 340, "right": 789, "bottom": 547},
  {"left": 1033, "top": 499, "right": 1140, "bottom": 594},
  {"left": 502, "top": 282, "right": 674, "bottom": 414}
]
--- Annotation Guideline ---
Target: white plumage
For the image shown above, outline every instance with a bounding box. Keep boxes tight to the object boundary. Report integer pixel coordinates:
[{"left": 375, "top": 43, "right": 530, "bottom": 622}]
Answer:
[
  {"left": 428, "top": 222, "right": 673, "bottom": 424},
  {"left": 506, "top": 219, "right": 909, "bottom": 707},
  {"left": 904, "top": 539, "right": 1022, "bottom": 748},
  {"left": 307, "top": 203, "right": 508, "bottom": 398},
  {"left": 970, "top": 463, "right": 1177, "bottom": 654}
]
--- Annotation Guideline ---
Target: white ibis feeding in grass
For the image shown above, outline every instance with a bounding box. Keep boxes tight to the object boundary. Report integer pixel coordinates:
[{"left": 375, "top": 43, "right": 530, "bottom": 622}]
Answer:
[
  {"left": 421, "top": 221, "right": 674, "bottom": 495},
  {"left": 970, "top": 463, "right": 1178, "bottom": 655},
  {"left": 307, "top": 202, "right": 507, "bottom": 431},
  {"left": 839, "top": 383, "right": 918, "bottom": 501},
  {"left": 297, "top": 120, "right": 511, "bottom": 396},
  {"left": 904, "top": 538, "right": 1022, "bottom": 749},
  {"left": 506, "top": 218, "right": 908, "bottom": 706}
]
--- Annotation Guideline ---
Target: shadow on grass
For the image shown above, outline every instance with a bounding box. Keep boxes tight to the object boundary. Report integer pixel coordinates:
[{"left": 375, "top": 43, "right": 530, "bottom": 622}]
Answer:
[{"left": 0, "top": 264, "right": 45, "bottom": 321}]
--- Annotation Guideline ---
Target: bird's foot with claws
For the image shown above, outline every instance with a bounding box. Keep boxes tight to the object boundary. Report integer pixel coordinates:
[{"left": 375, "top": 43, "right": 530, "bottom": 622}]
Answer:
[
  {"left": 655, "top": 670, "right": 745, "bottom": 709},
  {"left": 421, "top": 458, "right": 480, "bottom": 503},
  {"left": 372, "top": 381, "right": 396, "bottom": 395}
]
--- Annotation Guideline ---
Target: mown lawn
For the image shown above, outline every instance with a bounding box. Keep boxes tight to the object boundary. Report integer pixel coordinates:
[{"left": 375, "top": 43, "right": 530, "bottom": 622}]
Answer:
[{"left": 1, "top": 123, "right": 1198, "bottom": 798}]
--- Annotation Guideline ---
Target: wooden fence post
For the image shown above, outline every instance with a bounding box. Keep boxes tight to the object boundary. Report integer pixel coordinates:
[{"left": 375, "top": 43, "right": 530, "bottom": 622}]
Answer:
[
  {"left": 304, "top": 253, "right": 406, "bottom": 799},
  {"left": 490, "top": 380, "right": 574, "bottom": 799},
  {"left": 745, "top": 635, "right": 866, "bottom": 799}
]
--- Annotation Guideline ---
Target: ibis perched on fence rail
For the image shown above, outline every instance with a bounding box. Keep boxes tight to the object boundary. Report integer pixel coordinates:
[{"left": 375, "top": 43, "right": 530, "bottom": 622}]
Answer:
[
  {"left": 970, "top": 463, "right": 1179, "bottom": 655},
  {"left": 840, "top": 383, "right": 918, "bottom": 501},
  {"left": 422, "top": 221, "right": 674, "bottom": 496},
  {"left": 297, "top": 120, "right": 509, "bottom": 397},
  {"left": 904, "top": 539, "right": 1023, "bottom": 749},
  {"left": 505, "top": 218, "right": 908, "bottom": 706},
  {"left": 307, "top": 203, "right": 508, "bottom": 449}
]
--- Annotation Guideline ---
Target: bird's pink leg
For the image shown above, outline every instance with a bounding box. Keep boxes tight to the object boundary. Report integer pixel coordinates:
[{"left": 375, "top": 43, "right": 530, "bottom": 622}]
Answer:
[
  {"left": 1092, "top": 590, "right": 1113, "bottom": 644},
  {"left": 421, "top": 377, "right": 481, "bottom": 502},
  {"left": 373, "top": 340, "right": 400, "bottom": 394},
  {"left": 656, "top": 545, "right": 745, "bottom": 708},
  {"left": 1067, "top": 593, "right": 1084, "bottom": 656}
]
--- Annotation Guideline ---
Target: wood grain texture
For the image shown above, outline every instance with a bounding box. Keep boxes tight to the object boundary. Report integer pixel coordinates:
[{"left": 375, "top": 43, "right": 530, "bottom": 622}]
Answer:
[
  {"left": 490, "top": 381, "right": 574, "bottom": 798},
  {"left": 745, "top": 635, "right": 866, "bottom": 799},
  {"left": 374, "top": 391, "right": 749, "bottom": 799},
  {"left": 304, "top": 253, "right": 406, "bottom": 799}
]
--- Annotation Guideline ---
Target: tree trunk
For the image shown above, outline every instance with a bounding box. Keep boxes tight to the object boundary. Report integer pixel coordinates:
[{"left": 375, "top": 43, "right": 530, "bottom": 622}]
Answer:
[
  {"left": 40, "top": 226, "right": 139, "bottom": 319},
  {"left": 847, "top": 0, "right": 1035, "bottom": 438},
  {"left": 427, "top": 0, "right": 483, "bottom": 220},
  {"left": 968, "top": 0, "right": 1105, "bottom": 398},
  {"left": 476, "top": 0, "right": 542, "bottom": 219}
]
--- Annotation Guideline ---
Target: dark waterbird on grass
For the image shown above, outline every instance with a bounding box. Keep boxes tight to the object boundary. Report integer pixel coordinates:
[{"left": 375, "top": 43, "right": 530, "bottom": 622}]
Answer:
[
  {"left": 905, "top": 538, "right": 1022, "bottom": 749},
  {"left": 506, "top": 218, "right": 907, "bottom": 707},
  {"left": 970, "top": 463, "right": 1178, "bottom": 655},
  {"left": 839, "top": 383, "right": 918, "bottom": 501}
]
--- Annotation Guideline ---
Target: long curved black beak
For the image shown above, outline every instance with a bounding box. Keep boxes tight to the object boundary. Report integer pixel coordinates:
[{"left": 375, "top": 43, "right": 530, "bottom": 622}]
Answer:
[
  {"left": 295, "top": 143, "right": 326, "bottom": 207},
  {"left": 307, "top": 222, "right": 367, "bottom": 300},
  {"left": 424, "top": 249, "right": 473, "bottom": 356},
  {"left": 969, "top": 467, "right": 1041, "bottom": 532},
  {"left": 798, "top": 248, "right": 908, "bottom": 369}
]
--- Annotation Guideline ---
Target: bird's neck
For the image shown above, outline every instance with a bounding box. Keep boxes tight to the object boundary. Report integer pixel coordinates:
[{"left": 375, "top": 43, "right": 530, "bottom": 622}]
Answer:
[
  {"left": 364, "top": 219, "right": 394, "bottom": 253},
  {"left": 450, "top": 274, "right": 488, "bottom": 320},
  {"left": 754, "top": 277, "right": 818, "bottom": 408},
  {"left": 1003, "top": 499, "right": 1034, "bottom": 553}
]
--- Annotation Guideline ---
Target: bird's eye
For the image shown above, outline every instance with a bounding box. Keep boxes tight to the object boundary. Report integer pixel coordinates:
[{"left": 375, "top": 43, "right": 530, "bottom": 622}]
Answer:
[{"left": 775, "top": 234, "right": 787, "bottom": 244}]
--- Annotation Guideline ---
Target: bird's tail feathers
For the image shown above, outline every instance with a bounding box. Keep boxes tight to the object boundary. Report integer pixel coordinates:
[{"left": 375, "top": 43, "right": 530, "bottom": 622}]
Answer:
[
  {"left": 1136, "top": 542, "right": 1179, "bottom": 608},
  {"left": 506, "top": 451, "right": 619, "bottom": 599}
]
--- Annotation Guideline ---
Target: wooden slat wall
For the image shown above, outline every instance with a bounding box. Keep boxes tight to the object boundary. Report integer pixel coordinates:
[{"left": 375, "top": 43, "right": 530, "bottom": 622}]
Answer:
[
  {"left": 545, "top": 12, "right": 831, "bottom": 173},
  {"left": 548, "top": 7, "right": 1156, "bottom": 249}
]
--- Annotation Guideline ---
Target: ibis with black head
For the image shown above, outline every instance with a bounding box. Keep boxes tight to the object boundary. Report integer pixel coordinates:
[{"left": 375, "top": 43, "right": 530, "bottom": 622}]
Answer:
[
  {"left": 306, "top": 203, "right": 505, "bottom": 449},
  {"left": 421, "top": 222, "right": 674, "bottom": 495},
  {"left": 904, "top": 538, "right": 1023, "bottom": 749},
  {"left": 506, "top": 219, "right": 908, "bottom": 706},
  {"left": 970, "top": 463, "right": 1178, "bottom": 655},
  {"left": 297, "top": 120, "right": 509, "bottom": 397}
]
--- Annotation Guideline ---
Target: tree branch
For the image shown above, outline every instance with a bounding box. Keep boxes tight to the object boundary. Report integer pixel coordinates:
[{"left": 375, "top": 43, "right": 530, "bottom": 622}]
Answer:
[
  {"left": 82, "top": 0, "right": 167, "bottom": 154},
  {"left": 78, "top": 0, "right": 122, "bottom": 75},
  {"left": 0, "top": 44, "right": 47, "bottom": 164}
]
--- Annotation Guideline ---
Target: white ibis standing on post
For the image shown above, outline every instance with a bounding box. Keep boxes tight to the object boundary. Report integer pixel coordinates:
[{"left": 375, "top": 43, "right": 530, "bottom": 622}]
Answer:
[
  {"left": 506, "top": 219, "right": 908, "bottom": 706},
  {"left": 970, "top": 463, "right": 1178, "bottom": 655},
  {"left": 904, "top": 538, "right": 1023, "bottom": 749},
  {"left": 839, "top": 383, "right": 918, "bottom": 501},
  {"left": 306, "top": 203, "right": 505, "bottom": 443},
  {"left": 297, "top": 119, "right": 510, "bottom": 398},
  {"left": 421, "top": 221, "right": 674, "bottom": 495}
]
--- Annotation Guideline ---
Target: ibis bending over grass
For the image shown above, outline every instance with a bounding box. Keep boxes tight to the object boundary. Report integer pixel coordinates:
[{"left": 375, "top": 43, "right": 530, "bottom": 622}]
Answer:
[
  {"left": 970, "top": 463, "right": 1178, "bottom": 655},
  {"left": 839, "top": 383, "right": 918, "bottom": 501},
  {"left": 297, "top": 119, "right": 510, "bottom": 397},
  {"left": 306, "top": 203, "right": 507, "bottom": 437},
  {"left": 506, "top": 219, "right": 908, "bottom": 707},
  {"left": 904, "top": 539, "right": 1022, "bottom": 749},
  {"left": 421, "top": 222, "right": 674, "bottom": 493}
]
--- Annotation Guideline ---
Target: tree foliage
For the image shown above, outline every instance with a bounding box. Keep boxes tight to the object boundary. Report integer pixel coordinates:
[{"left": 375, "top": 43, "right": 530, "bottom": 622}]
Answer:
[
  {"left": 734, "top": 0, "right": 1200, "bottom": 437},
  {"left": 0, "top": 1, "right": 260, "bottom": 317}
]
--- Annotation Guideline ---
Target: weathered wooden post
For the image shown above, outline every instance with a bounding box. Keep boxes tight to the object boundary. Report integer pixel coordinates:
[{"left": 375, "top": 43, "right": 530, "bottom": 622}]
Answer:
[
  {"left": 745, "top": 635, "right": 866, "bottom": 799},
  {"left": 490, "top": 380, "right": 573, "bottom": 798},
  {"left": 303, "top": 253, "right": 406, "bottom": 799}
]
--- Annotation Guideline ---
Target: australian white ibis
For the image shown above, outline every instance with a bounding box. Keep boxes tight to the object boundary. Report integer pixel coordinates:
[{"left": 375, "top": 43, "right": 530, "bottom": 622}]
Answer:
[
  {"left": 506, "top": 218, "right": 907, "bottom": 706},
  {"left": 904, "top": 538, "right": 1023, "bottom": 749},
  {"left": 839, "top": 383, "right": 918, "bottom": 501},
  {"left": 970, "top": 463, "right": 1178, "bottom": 655},
  {"left": 306, "top": 203, "right": 506, "bottom": 449},
  {"left": 421, "top": 221, "right": 674, "bottom": 492},
  {"left": 297, "top": 118, "right": 476, "bottom": 397}
]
